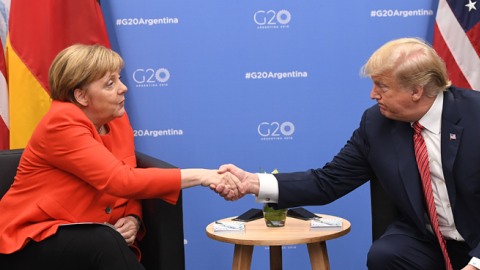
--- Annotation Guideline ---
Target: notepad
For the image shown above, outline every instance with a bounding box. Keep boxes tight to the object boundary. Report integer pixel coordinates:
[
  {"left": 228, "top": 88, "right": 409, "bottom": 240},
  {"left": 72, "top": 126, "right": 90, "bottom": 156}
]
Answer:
[
  {"left": 213, "top": 221, "right": 245, "bottom": 235},
  {"left": 310, "top": 218, "right": 342, "bottom": 231}
]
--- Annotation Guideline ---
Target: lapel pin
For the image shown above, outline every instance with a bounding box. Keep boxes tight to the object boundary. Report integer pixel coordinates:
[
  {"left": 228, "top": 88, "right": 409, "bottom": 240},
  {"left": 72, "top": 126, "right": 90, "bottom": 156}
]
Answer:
[{"left": 450, "top": 133, "right": 456, "bottom": 140}]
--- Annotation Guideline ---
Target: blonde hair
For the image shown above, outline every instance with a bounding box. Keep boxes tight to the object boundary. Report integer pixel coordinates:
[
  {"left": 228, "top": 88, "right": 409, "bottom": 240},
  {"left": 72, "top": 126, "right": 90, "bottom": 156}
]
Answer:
[
  {"left": 361, "top": 38, "right": 451, "bottom": 97},
  {"left": 49, "top": 44, "right": 124, "bottom": 104}
]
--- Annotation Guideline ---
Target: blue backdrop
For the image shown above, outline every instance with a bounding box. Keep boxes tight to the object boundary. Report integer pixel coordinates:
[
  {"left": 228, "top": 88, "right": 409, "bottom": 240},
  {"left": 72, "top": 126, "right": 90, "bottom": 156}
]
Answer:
[{"left": 101, "top": 1, "right": 438, "bottom": 269}]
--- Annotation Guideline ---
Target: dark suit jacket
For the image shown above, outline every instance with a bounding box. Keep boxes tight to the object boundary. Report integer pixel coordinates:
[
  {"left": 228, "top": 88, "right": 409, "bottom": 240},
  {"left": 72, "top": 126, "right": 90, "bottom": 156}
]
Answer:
[{"left": 274, "top": 85, "right": 480, "bottom": 258}]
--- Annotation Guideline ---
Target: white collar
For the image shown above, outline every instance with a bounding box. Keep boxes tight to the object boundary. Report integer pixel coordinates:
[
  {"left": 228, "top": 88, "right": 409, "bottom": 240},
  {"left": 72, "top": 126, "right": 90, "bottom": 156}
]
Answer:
[{"left": 411, "top": 91, "right": 444, "bottom": 135}]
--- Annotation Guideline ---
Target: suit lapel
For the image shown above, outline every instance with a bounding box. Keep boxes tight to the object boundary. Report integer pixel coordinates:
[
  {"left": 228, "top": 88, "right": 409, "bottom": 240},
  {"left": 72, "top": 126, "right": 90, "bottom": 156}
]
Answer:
[
  {"left": 391, "top": 121, "right": 426, "bottom": 229},
  {"left": 441, "top": 89, "right": 462, "bottom": 209}
]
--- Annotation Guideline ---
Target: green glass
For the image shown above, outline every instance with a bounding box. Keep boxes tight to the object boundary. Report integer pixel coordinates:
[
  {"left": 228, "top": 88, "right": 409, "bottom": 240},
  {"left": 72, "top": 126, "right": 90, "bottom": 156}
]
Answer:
[{"left": 263, "top": 203, "right": 288, "bottom": 227}]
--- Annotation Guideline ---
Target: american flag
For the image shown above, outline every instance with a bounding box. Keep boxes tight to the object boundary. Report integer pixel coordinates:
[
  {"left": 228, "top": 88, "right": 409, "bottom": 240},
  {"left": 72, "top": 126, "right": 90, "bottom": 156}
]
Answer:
[
  {"left": 0, "top": 37, "right": 6, "bottom": 150},
  {"left": 0, "top": 0, "right": 8, "bottom": 150},
  {"left": 433, "top": 0, "right": 480, "bottom": 90},
  {"left": 0, "top": 36, "right": 7, "bottom": 150}
]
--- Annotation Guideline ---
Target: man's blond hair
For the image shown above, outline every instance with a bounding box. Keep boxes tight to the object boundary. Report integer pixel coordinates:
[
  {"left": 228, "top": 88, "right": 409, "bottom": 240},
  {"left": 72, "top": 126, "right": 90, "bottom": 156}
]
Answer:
[{"left": 361, "top": 38, "right": 451, "bottom": 97}]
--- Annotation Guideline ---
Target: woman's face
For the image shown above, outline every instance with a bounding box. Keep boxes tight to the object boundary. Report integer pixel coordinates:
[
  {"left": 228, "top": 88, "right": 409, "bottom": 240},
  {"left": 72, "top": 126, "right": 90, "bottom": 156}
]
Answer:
[{"left": 83, "top": 69, "right": 127, "bottom": 124}]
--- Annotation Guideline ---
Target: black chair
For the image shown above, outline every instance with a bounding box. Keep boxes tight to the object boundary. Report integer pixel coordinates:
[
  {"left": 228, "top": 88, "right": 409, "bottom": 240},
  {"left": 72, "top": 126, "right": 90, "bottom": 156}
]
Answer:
[
  {"left": 370, "top": 175, "right": 399, "bottom": 242},
  {"left": 0, "top": 149, "right": 185, "bottom": 270}
]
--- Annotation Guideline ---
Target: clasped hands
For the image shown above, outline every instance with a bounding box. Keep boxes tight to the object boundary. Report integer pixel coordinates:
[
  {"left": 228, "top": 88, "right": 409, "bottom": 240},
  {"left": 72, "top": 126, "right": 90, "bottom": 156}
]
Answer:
[
  {"left": 114, "top": 216, "right": 140, "bottom": 246},
  {"left": 208, "top": 164, "right": 260, "bottom": 201}
]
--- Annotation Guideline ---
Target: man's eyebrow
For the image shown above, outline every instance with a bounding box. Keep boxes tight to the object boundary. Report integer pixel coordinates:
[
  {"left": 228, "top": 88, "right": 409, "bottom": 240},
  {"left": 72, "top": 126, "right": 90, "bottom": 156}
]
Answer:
[{"left": 373, "top": 78, "right": 386, "bottom": 84}]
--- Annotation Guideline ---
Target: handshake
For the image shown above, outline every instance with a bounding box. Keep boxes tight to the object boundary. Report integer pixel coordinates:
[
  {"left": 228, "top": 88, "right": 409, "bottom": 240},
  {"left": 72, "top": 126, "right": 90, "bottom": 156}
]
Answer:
[{"left": 197, "top": 164, "right": 261, "bottom": 201}]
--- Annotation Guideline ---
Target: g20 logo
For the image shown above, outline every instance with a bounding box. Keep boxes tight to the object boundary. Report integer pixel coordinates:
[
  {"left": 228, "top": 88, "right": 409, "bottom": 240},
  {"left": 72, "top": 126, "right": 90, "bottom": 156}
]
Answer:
[
  {"left": 133, "top": 68, "right": 170, "bottom": 83},
  {"left": 258, "top": 122, "right": 295, "bottom": 137},
  {"left": 254, "top": 10, "right": 291, "bottom": 25}
]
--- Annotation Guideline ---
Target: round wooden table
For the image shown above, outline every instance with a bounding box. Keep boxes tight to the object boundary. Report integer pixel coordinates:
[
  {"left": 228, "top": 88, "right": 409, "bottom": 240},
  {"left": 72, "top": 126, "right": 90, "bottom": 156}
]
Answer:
[{"left": 206, "top": 214, "right": 351, "bottom": 270}]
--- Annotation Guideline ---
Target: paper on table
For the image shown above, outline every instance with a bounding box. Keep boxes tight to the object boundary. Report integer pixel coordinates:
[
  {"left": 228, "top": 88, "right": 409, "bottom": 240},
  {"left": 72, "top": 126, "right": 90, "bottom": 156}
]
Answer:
[
  {"left": 213, "top": 221, "right": 245, "bottom": 235},
  {"left": 310, "top": 218, "right": 342, "bottom": 231}
]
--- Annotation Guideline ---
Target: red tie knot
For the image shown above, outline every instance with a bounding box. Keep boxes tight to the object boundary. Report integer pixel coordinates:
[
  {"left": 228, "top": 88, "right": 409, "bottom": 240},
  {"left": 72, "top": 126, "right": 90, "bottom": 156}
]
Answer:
[{"left": 413, "top": 121, "right": 424, "bottom": 134}]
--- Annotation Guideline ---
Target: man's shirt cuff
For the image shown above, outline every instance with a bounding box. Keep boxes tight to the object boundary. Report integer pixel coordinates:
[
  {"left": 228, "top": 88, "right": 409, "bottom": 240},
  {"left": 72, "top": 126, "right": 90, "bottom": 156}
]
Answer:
[
  {"left": 255, "top": 173, "right": 279, "bottom": 203},
  {"left": 469, "top": 257, "right": 480, "bottom": 269}
]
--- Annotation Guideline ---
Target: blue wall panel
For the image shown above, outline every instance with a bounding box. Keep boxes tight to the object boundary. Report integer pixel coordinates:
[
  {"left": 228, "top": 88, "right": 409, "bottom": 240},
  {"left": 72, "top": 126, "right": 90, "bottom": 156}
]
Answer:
[{"left": 102, "top": 1, "right": 437, "bottom": 269}]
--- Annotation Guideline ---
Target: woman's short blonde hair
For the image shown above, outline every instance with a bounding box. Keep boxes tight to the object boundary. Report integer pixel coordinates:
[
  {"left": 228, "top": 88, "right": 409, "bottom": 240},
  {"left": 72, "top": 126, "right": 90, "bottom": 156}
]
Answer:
[
  {"left": 361, "top": 38, "right": 451, "bottom": 97},
  {"left": 49, "top": 44, "right": 124, "bottom": 104}
]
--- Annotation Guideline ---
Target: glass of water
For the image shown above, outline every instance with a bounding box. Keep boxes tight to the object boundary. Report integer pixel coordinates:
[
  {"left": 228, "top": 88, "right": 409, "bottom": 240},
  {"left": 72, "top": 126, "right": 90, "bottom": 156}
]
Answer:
[{"left": 263, "top": 203, "right": 288, "bottom": 227}]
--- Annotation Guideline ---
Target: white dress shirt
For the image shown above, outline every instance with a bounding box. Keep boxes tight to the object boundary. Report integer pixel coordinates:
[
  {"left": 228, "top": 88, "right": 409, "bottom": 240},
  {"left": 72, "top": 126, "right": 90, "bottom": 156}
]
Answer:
[
  {"left": 256, "top": 91, "right": 480, "bottom": 268},
  {"left": 414, "top": 91, "right": 463, "bottom": 241}
]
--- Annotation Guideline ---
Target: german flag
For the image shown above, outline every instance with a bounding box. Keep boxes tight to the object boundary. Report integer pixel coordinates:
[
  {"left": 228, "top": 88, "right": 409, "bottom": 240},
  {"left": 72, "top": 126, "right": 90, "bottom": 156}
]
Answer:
[{"left": 7, "top": 0, "right": 111, "bottom": 149}]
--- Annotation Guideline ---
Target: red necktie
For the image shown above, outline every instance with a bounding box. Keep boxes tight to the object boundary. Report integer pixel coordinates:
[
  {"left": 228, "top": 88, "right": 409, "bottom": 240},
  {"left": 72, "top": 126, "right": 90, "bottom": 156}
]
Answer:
[{"left": 413, "top": 121, "right": 453, "bottom": 270}]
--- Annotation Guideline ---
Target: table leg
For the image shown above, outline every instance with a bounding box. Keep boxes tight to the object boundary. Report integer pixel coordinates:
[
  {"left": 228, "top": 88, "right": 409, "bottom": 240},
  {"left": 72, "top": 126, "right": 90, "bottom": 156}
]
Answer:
[
  {"left": 232, "top": 244, "right": 254, "bottom": 270},
  {"left": 307, "top": 241, "right": 330, "bottom": 270},
  {"left": 269, "top": 246, "right": 282, "bottom": 270}
]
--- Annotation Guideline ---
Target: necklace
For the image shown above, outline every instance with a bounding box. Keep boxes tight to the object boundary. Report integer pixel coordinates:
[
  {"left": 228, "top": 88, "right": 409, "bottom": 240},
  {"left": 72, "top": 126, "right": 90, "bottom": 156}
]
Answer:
[{"left": 98, "top": 126, "right": 103, "bottom": 134}]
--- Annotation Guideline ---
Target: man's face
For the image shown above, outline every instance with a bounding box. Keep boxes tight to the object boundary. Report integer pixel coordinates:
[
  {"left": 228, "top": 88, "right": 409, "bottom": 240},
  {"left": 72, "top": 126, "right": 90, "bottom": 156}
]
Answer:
[{"left": 370, "top": 75, "right": 417, "bottom": 122}]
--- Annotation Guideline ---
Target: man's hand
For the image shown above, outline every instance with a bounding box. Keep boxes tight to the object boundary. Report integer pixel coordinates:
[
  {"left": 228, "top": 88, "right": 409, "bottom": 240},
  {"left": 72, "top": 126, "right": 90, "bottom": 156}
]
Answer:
[
  {"left": 463, "top": 264, "right": 479, "bottom": 270},
  {"left": 201, "top": 170, "right": 244, "bottom": 200},
  {"left": 210, "top": 164, "right": 260, "bottom": 201},
  {"left": 114, "top": 216, "right": 139, "bottom": 246}
]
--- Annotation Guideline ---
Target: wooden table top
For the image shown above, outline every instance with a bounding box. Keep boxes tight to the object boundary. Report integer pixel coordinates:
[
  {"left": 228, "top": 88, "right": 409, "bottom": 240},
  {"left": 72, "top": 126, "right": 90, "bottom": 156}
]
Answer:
[{"left": 206, "top": 214, "right": 351, "bottom": 246}]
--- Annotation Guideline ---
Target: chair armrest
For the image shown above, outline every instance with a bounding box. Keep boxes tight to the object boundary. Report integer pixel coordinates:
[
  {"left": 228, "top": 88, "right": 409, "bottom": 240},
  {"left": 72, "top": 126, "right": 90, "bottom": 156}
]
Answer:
[
  {"left": 135, "top": 151, "right": 185, "bottom": 270},
  {"left": 370, "top": 175, "right": 399, "bottom": 242}
]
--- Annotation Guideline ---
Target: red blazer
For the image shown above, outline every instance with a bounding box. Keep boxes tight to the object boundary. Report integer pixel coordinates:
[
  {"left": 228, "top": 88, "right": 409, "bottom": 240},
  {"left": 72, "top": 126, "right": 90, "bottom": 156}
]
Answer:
[{"left": 0, "top": 101, "right": 181, "bottom": 259}]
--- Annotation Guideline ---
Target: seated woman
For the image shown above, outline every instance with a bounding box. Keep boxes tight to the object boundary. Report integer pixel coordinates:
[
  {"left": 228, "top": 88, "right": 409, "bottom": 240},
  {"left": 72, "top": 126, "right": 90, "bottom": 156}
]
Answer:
[{"left": 0, "top": 44, "right": 241, "bottom": 270}]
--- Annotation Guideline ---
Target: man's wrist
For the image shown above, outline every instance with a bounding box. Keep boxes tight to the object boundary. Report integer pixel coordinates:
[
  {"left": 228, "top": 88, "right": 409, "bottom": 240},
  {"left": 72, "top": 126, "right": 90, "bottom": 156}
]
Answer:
[
  {"left": 255, "top": 173, "right": 279, "bottom": 203},
  {"left": 249, "top": 173, "right": 260, "bottom": 196}
]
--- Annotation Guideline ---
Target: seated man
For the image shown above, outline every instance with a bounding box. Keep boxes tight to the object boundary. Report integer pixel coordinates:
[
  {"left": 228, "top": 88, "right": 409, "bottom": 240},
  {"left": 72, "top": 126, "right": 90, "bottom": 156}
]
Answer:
[{"left": 214, "top": 38, "right": 480, "bottom": 270}]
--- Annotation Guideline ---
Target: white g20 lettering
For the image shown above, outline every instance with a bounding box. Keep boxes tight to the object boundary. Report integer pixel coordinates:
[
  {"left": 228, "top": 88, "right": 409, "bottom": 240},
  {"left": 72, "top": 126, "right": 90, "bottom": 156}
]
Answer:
[
  {"left": 254, "top": 10, "right": 291, "bottom": 25},
  {"left": 133, "top": 68, "right": 170, "bottom": 83},
  {"left": 258, "top": 122, "right": 295, "bottom": 136},
  {"left": 155, "top": 68, "right": 170, "bottom": 83}
]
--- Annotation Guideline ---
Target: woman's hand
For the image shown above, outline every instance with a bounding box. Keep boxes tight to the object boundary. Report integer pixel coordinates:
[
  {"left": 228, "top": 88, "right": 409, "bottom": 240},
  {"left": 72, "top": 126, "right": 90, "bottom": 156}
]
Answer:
[
  {"left": 201, "top": 170, "right": 243, "bottom": 200},
  {"left": 114, "top": 216, "right": 140, "bottom": 246},
  {"left": 210, "top": 164, "right": 260, "bottom": 201},
  {"left": 180, "top": 169, "right": 243, "bottom": 200}
]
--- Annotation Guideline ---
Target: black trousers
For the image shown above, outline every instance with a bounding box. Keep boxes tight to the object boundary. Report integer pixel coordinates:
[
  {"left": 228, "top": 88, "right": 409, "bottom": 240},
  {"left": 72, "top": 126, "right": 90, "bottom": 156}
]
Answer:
[
  {"left": 367, "top": 234, "right": 472, "bottom": 270},
  {"left": 0, "top": 224, "right": 145, "bottom": 270}
]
